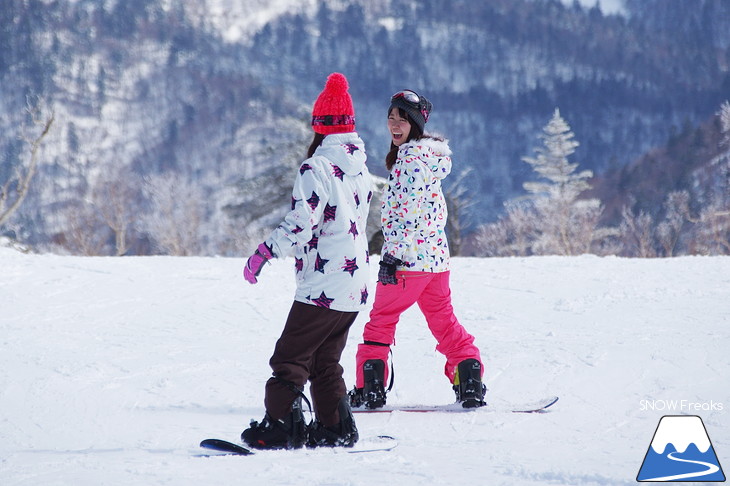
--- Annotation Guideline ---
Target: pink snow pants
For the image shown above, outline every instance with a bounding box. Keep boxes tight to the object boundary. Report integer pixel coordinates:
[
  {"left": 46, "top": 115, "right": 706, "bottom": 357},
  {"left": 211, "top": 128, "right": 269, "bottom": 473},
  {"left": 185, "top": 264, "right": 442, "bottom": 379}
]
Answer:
[{"left": 355, "top": 270, "right": 482, "bottom": 388}]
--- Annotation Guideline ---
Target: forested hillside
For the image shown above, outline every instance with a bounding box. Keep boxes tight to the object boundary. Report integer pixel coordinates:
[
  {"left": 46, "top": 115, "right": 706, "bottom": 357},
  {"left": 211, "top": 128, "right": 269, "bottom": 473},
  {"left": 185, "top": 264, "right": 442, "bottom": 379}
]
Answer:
[{"left": 1, "top": 0, "right": 728, "bottom": 255}]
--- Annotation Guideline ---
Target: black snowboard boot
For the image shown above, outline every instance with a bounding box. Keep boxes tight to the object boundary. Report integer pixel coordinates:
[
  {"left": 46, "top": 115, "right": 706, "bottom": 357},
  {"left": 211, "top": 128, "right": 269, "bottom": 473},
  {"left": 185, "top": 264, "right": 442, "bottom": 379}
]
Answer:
[
  {"left": 348, "top": 359, "right": 387, "bottom": 409},
  {"left": 241, "top": 397, "right": 308, "bottom": 450},
  {"left": 307, "top": 395, "right": 359, "bottom": 448},
  {"left": 362, "top": 359, "right": 387, "bottom": 409},
  {"left": 453, "top": 359, "right": 486, "bottom": 409}
]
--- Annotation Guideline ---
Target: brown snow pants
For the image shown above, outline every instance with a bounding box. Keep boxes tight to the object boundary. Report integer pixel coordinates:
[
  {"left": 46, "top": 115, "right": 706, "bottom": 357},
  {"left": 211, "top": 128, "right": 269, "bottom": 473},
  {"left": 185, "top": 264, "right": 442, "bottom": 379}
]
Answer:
[{"left": 264, "top": 301, "right": 358, "bottom": 427}]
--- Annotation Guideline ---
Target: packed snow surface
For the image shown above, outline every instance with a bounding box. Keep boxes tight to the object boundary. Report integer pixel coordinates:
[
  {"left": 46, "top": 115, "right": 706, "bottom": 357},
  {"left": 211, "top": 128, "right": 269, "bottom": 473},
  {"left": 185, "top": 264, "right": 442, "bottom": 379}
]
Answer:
[{"left": 1, "top": 249, "right": 728, "bottom": 485}]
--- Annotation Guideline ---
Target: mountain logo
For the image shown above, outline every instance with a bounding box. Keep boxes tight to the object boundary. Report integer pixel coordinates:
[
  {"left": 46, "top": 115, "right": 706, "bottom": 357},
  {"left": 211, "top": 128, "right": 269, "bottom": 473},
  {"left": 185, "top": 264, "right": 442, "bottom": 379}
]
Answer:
[{"left": 637, "top": 415, "right": 726, "bottom": 482}]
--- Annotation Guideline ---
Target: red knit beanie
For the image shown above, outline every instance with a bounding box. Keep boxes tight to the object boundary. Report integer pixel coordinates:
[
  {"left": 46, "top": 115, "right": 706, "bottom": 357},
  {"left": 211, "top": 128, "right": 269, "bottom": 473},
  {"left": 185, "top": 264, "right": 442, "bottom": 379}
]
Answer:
[{"left": 311, "top": 73, "right": 355, "bottom": 135}]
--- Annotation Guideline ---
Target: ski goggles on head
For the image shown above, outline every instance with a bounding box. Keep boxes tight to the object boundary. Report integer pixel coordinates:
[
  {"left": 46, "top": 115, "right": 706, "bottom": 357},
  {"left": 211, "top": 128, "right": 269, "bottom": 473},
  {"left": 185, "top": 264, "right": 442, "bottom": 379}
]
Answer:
[
  {"left": 391, "top": 90, "right": 421, "bottom": 105},
  {"left": 391, "top": 89, "right": 431, "bottom": 125}
]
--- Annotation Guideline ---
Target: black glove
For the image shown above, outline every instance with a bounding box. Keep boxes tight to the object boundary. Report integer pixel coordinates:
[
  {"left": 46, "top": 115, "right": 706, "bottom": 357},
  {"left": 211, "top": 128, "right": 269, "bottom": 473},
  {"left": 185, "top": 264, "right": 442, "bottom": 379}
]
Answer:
[{"left": 378, "top": 253, "right": 403, "bottom": 285}]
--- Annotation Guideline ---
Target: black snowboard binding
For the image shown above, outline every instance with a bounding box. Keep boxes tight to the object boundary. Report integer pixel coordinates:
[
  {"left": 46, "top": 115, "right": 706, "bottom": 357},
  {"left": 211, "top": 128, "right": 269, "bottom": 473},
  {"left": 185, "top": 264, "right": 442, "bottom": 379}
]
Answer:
[
  {"left": 349, "top": 359, "right": 387, "bottom": 409},
  {"left": 241, "top": 396, "right": 308, "bottom": 450},
  {"left": 307, "top": 395, "right": 359, "bottom": 448},
  {"left": 453, "top": 359, "right": 487, "bottom": 408},
  {"left": 363, "top": 359, "right": 387, "bottom": 409}
]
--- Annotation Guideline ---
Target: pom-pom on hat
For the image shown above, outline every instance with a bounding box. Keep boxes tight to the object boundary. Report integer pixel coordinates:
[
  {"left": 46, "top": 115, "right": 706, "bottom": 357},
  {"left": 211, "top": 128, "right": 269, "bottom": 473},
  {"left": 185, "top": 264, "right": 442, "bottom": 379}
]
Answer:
[{"left": 311, "top": 73, "right": 355, "bottom": 135}]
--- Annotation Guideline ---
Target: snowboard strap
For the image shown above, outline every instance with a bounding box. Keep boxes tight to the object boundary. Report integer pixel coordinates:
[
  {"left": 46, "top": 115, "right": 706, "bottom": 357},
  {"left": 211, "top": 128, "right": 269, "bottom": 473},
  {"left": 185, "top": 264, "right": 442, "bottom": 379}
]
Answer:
[
  {"left": 387, "top": 348, "right": 394, "bottom": 392},
  {"left": 273, "top": 376, "right": 314, "bottom": 421}
]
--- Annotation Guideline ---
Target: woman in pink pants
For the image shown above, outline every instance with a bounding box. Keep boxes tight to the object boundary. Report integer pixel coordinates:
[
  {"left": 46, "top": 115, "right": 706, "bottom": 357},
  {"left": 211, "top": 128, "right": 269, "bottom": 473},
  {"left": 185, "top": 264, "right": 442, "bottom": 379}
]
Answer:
[{"left": 350, "top": 89, "right": 485, "bottom": 409}]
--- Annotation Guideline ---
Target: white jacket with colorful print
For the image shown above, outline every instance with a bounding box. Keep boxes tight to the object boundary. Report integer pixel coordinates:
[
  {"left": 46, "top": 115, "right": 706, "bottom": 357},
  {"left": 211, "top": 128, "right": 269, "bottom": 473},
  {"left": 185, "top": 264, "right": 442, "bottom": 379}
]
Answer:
[
  {"left": 265, "top": 132, "right": 373, "bottom": 312},
  {"left": 381, "top": 136, "right": 452, "bottom": 272}
]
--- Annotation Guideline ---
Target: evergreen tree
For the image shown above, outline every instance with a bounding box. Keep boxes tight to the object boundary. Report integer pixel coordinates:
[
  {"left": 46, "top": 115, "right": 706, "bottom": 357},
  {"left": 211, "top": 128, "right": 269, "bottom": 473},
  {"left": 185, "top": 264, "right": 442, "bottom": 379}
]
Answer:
[
  {"left": 521, "top": 109, "right": 608, "bottom": 255},
  {"left": 473, "top": 109, "right": 615, "bottom": 257}
]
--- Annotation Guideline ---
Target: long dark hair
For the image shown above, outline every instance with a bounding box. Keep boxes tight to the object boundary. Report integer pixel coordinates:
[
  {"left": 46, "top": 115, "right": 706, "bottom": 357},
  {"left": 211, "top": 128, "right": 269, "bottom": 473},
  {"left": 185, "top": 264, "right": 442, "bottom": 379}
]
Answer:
[
  {"left": 307, "top": 132, "right": 325, "bottom": 158},
  {"left": 385, "top": 108, "right": 423, "bottom": 171}
]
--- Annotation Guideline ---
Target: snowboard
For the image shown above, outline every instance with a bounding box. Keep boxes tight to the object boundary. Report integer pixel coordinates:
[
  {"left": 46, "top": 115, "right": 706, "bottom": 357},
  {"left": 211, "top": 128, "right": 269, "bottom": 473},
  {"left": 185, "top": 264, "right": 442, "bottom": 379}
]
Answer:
[
  {"left": 199, "top": 435, "right": 398, "bottom": 456},
  {"left": 352, "top": 395, "right": 559, "bottom": 414}
]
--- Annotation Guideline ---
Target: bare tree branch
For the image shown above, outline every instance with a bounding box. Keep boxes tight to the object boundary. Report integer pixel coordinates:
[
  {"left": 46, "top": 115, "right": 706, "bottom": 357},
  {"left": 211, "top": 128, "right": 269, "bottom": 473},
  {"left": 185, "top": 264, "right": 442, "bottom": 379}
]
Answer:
[{"left": 0, "top": 97, "right": 55, "bottom": 227}]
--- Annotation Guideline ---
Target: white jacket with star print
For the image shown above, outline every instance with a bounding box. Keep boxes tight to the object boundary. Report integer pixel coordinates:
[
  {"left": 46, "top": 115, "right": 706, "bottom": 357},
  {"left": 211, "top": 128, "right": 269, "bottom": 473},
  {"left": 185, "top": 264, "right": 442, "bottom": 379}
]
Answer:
[{"left": 265, "top": 132, "right": 372, "bottom": 312}]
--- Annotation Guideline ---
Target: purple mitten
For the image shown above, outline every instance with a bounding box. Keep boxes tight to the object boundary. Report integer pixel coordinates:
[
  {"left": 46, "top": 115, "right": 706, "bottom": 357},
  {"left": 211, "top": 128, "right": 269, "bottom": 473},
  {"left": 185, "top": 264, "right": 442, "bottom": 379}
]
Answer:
[{"left": 243, "top": 243, "right": 274, "bottom": 284}]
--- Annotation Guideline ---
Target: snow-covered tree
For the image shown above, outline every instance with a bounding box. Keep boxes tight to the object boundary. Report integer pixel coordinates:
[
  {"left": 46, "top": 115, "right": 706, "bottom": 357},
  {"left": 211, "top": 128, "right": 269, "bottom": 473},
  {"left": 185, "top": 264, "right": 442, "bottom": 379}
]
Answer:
[
  {"left": 64, "top": 167, "right": 151, "bottom": 256},
  {"left": 687, "top": 100, "right": 730, "bottom": 255},
  {"left": 472, "top": 109, "right": 613, "bottom": 256},
  {"left": 690, "top": 200, "right": 730, "bottom": 255},
  {"left": 64, "top": 200, "right": 110, "bottom": 256},
  {"left": 656, "top": 190, "right": 690, "bottom": 257},
  {"left": 220, "top": 161, "right": 297, "bottom": 255},
  {"left": 720, "top": 101, "right": 730, "bottom": 147},
  {"left": 522, "top": 109, "right": 588, "bottom": 200},
  {"left": 618, "top": 201, "right": 657, "bottom": 257},
  {"left": 520, "top": 109, "right": 609, "bottom": 255},
  {"left": 141, "top": 173, "right": 207, "bottom": 256},
  {"left": 92, "top": 166, "right": 143, "bottom": 256},
  {"left": 472, "top": 200, "right": 538, "bottom": 257}
]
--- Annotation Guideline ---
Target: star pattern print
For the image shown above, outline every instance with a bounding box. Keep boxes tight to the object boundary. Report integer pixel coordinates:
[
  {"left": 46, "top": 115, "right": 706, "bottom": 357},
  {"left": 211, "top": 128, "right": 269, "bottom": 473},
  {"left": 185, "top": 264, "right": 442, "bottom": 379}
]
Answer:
[
  {"left": 307, "top": 192, "right": 320, "bottom": 211},
  {"left": 331, "top": 164, "right": 346, "bottom": 181},
  {"left": 311, "top": 292, "right": 335, "bottom": 309},
  {"left": 348, "top": 220, "right": 359, "bottom": 239},
  {"left": 342, "top": 143, "right": 359, "bottom": 155},
  {"left": 263, "top": 133, "right": 371, "bottom": 312},
  {"left": 314, "top": 253, "right": 329, "bottom": 273},
  {"left": 342, "top": 257, "right": 358, "bottom": 276},
  {"left": 323, "top": 203, "right": 337, "bottom": 223}
]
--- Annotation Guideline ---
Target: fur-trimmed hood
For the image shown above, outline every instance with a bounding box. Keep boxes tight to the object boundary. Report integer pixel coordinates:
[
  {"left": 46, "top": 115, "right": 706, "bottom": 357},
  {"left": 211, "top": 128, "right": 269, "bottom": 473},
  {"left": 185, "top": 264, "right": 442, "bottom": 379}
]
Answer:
[{"left": 398, "top": 136, "right": 452, "bottom": 180}]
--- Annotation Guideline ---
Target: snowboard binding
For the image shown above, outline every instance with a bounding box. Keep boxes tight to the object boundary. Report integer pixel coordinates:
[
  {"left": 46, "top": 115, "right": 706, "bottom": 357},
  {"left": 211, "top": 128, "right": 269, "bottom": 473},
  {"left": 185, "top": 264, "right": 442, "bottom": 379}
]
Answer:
[
  {"left": 453, "top": 359, "right": 487, "bottom": 408},
  {"left": 349, "top": 359, "right": 388, "bottom": 409}
]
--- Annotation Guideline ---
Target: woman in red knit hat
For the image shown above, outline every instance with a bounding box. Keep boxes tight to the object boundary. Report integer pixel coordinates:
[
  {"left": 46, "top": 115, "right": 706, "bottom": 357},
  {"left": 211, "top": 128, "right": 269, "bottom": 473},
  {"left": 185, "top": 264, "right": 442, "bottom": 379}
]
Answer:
[
  {"left": 241, "top": 73, "right": 372, "bottom": 449},
  {"left": 349, "top": 89, "right": 486, "bottom": 410}
]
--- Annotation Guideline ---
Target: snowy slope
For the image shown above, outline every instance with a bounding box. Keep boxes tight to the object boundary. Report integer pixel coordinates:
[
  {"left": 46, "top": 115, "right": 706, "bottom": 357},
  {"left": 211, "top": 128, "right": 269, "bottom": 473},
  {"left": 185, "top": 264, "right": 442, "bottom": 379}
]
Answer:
[{"left": 1, "top": 249, "right": 728, "bottom": 485}]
